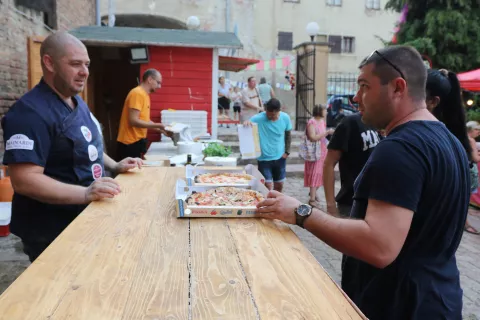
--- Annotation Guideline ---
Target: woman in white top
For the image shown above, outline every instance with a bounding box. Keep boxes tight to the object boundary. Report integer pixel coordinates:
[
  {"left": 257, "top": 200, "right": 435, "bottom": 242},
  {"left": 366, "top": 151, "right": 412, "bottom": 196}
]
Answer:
[{"left": 218, "top": 76, "right": 231, "bottom": 123}]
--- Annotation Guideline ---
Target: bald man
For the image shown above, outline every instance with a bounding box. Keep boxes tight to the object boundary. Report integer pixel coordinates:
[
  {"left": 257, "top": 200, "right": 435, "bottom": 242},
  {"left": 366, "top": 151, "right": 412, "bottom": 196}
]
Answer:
[
  {"left": 117, "top": 69, "right": 171, "bottom": 160},
  {"left": 2, "top": 32, "right": 143, "bottom": 262}
]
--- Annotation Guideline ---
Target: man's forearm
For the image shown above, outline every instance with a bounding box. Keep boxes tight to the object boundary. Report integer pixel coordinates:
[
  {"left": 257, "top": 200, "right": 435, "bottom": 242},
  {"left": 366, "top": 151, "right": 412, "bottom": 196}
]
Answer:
[
  {"left": 130, "top": 118, "right": 163, "bottom": 130},
  {"left": 323, "top": 162, "right": 337, "bottom": 206},
  {"left": 304, "top": 209, "right": 385, "bottom": 267},
  {"left": 103, "top": 153, "right": 118, "bottom": 173},
  {"left": 285, "top": 131, "right": 292, "bottom": 154},
  {"left": 14, "top": 173, "right": 87, "bottom": 205}
]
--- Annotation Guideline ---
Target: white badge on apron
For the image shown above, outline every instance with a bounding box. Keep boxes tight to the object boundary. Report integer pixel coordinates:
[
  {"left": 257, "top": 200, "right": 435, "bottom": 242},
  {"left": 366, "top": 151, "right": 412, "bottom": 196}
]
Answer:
[
  {"left": 88, "top": 145, "right": 98, "bottom": 161},
  {"left": 81, "top": 126, "right": 92, "bottom": 142},
  {"left": 91, "top": 163, "right": 103, "bottom": 180}
]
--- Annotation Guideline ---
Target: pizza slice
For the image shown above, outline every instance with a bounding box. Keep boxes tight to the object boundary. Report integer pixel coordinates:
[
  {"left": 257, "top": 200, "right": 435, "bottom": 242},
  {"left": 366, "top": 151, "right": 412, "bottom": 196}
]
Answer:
[
  {"left": 194, "top": 173, "right": 254, "bottom": 185},
  {"left": 186, "top": 187, "right": 264, "bottom": 207}
]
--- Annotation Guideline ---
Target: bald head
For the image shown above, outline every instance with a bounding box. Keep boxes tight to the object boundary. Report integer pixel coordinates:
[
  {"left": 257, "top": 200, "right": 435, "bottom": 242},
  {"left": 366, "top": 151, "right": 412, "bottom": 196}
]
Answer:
[
  {"left": 40, "top": 32, "right": 86, "bottom": 69},
  {"left": 39, "top": 32, "right": 90, "bottom": 98}
]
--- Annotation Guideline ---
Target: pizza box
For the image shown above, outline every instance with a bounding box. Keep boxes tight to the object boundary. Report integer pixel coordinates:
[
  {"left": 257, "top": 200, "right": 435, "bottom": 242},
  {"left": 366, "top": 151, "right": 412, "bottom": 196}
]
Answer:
[
  {"left": 237, "top": 124, "right": 262, "bottom": 159},
  {"left": 175, "top": 178, "right": 269, "bottom": 218},
  {"left": 185, "top": 164, "right": 265, "bottom": 187}
]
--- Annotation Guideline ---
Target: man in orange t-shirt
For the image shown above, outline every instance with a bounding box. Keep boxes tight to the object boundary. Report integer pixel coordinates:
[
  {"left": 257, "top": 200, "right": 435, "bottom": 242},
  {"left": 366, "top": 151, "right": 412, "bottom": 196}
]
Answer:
[{"left": 117, "top": 69, "right": 170, "bottom": 160}]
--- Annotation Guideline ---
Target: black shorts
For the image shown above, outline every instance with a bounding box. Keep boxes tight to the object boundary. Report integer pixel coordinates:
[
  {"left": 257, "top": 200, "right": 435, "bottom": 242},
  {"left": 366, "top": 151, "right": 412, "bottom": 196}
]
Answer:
[
  {"left": 218, "top": 97, "right": 230, "bottom": 110},
  {"left": 233, "top": 104, "right": 241, "bottom": 113},
  {"left": 117, "top": 138, "right": 147, "bottom": 161}
]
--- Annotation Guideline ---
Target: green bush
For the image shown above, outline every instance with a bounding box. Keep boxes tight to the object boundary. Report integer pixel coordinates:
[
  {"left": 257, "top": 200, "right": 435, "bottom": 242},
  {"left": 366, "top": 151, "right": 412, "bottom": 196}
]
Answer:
[{"left": 466, "top": 109, "right": 480, "bottom": 122}]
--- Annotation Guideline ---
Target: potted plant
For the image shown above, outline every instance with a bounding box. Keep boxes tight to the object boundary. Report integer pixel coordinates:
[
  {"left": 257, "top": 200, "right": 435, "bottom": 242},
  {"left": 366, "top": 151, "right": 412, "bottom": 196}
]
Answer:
[{"left": 202, "top": 143, "right": 232, "bottom": 159}]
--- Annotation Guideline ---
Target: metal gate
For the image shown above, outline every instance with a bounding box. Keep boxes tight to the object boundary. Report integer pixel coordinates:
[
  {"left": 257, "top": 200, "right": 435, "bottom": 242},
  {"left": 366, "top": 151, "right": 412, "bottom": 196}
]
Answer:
[
  {"left": 327, "top": 72, "right": 358, "bottom": 96},
  {"left": 295, "top": 49, "right": 315, "bottom": 131}
]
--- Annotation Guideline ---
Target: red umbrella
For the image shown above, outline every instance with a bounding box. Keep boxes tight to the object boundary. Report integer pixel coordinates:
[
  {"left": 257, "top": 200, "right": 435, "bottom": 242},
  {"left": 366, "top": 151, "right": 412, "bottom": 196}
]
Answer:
[{"left": 457, "top": 68, "right": 480, "bottom": 92}]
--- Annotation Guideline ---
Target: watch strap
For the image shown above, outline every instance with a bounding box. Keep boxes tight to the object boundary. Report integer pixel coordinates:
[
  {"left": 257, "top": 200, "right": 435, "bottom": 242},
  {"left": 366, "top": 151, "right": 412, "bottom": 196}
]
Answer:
[{"left": 296, "top": 213, "right": 307, "bottom": 228}]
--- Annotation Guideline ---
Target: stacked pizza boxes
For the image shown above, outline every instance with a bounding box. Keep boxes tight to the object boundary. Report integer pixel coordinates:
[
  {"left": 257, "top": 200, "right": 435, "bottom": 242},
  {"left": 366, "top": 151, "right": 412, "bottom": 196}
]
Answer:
[{"left": 175, "top": 165, "right": 269, "bottom": 218}]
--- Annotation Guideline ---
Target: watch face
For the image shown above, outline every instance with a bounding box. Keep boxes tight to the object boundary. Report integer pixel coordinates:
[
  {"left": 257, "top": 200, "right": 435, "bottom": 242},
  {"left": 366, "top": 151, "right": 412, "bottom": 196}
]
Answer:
[{"left": 297, "top": 204, "right": 311, "bottom": 216}]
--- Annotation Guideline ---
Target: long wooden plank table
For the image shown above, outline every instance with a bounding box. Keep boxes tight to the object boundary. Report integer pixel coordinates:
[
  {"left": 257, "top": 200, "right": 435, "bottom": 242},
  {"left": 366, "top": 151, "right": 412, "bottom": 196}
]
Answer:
[{"left": 0, "top": 168, "right": 365, "bottom": 319}]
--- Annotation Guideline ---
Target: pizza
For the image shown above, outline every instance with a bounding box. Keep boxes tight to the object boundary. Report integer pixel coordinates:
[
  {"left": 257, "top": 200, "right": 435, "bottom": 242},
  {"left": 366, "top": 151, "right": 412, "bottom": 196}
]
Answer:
[
  {"left": 186, "top": 187, "right": 264, "bottom": 207},
  {"left": 194, "top": 173, "right": 254, "bottom": 185}
]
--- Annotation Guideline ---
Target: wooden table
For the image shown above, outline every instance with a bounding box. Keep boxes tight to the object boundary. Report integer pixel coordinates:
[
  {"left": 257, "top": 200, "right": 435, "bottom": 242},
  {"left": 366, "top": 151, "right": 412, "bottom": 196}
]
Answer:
[{"left": 0, "top": 168, "right": 365, "bottom": 319}]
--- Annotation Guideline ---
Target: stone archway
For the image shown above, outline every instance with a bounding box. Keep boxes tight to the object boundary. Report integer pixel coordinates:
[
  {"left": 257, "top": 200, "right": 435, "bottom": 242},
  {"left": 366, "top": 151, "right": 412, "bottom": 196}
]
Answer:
[{"left": 102, "top": 14, "right": 187, "bottom": 29}]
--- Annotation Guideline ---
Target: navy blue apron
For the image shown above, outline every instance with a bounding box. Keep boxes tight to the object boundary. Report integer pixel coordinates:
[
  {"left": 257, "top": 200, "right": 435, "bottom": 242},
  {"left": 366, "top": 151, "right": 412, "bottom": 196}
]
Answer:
[{"left": 61, "top": 97, "right": 105, "bottom": 186}]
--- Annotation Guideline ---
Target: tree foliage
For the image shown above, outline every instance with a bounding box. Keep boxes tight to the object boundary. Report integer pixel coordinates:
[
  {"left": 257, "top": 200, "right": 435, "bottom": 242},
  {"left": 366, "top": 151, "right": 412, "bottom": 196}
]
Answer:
[{"left": 385, "top": 0, "right": 480, "bottom": 72}]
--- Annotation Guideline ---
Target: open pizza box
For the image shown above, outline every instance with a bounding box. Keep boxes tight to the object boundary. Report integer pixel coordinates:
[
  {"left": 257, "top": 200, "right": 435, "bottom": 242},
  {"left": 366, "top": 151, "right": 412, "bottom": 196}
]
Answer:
[
  {"left": 175, "top": 178, "right": 269, "bottom": 218},
  {"left": 185, "top": 164, "right": 265, "bottom": 187}
]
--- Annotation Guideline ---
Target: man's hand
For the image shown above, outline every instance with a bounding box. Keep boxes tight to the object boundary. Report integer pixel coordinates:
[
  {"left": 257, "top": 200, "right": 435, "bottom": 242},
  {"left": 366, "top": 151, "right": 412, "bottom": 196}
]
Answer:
[
  {"left": 115, "top": 157, "right": 143, "bottom": 173},
  {"left": 160, "top": 129, "right": 174, "bottom": 138},
  {"left": 243, "top": 120, "right": 253, "bottom": 127},
  {"left": 282, "top": 153, "right": 289, "bottom": 159},
  {"left": 85, "top": 177, "right": 121, "bottom": 203},
  {"left": 151, "top": 121, "right": 165, "bottom": 130},
  {"left": 326, "top": 202, "right": 339, "bottom": 216},
  {"left": 327, "top": 129, "right": 335, "bottom": 135},
  {"left": 256, "top": 191, "right": 302, "bottom": 225}
]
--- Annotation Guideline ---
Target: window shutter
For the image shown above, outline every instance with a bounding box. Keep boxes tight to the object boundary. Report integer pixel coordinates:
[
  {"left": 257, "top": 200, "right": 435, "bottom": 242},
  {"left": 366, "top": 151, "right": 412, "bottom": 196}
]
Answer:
[
  {"left": 278, "top": 32, "right": 293, "bottom": 51},
  {"left": 329, "top": 35, "right": 342, "bottom": 54}
]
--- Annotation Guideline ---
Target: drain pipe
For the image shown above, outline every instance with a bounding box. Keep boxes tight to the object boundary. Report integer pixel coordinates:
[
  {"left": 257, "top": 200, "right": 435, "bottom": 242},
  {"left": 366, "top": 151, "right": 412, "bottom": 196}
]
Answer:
[
  {"left": 225, "top": 0, "right": 230, "bottom": 78},
  {"left": 95, "top": 0, "right": 100, "bottom": 25},
  {"left": 225, "top": 0, "right": 230, "bottom": 33}
]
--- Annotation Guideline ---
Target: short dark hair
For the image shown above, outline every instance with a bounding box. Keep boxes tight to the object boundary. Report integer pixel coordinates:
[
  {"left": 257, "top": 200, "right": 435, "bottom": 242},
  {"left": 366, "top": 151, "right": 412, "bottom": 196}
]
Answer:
[
  {"left": 265, "top": 98, "right": 281, "bottom": 111},
  {"left": 312, "top": 105, "right": 325, "bottom": 117},
  {"left": 359, "top": 45, "right": 427, "bottom": 101},
  {"left": 248, "top": 76, "right": 255, "bottom": 83},
  {"left": 260, "top": 77, "right": 267, "bottom": 84},
  {"left": 142, "top": 69, "right": 159, "bottom": 82}
]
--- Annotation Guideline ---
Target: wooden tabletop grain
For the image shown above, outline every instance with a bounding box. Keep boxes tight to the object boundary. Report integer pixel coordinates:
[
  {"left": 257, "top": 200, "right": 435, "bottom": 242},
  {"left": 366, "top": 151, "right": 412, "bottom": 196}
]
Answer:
[{"left": 0, "top": 167, "right": 365, "bottom": 319}]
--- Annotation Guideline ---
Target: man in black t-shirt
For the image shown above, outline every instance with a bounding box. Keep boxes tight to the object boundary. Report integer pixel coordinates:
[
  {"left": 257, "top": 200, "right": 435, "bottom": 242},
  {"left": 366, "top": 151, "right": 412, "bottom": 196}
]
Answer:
[
  {"left": 324, "top": 113, "right": 380, "bottom": 216},
  {"left": 255, "top": 46, "right": 469, "bottom": 319}
]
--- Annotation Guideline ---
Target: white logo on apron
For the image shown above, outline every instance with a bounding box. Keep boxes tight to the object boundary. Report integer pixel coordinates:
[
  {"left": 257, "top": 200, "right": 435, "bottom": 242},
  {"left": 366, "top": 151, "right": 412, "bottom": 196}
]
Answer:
[
  {"left": 91, "top": 163, "right": 103, "bottom": 180},
  {"left": 81, "top": 126, "right": 92, "bottom": 142},
  {"left": 6, "top": 134, "right": 34, "bottom": 150},
  {"left": 88, "top": 145, "right": 98, "bottom": 161},
  {"left": 90, "top": 113, "right": 103, "bottom": 136}
]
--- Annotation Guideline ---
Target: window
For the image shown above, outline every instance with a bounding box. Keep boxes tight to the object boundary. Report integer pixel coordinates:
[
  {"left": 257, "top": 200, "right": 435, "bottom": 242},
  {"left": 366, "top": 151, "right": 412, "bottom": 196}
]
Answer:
[
  {"left": 15, "top": 0, "right": 57, "bottom": 29},
  {"left": 366, "top": 0, "right": 381, "bottom": 10},
  {"left": 342, "top": 37, "right": 355, "bottom": 54},
  {"left": 329, "top": 35, "right": 355, "bottom": 54},
  {"left": 329, "top": 35, "right": 342, "bottom": 54},
  {"left": 278, "top": 32, "right": 293, "bottom": 51},
  {"left": 326, "top": 0, "right": 342, "bottom": 6}
]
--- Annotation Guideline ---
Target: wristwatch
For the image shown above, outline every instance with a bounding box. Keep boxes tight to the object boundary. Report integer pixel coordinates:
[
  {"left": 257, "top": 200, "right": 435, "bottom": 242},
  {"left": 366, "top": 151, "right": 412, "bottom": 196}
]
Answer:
[{"left": 295, "top": 204, "right": 313, "bottom": 228}]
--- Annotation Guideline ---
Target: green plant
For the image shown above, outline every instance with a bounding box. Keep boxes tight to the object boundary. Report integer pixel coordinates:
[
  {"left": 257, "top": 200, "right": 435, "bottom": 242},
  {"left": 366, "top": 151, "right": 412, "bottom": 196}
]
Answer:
[
  {"left": 467, "top": 109, "right": 480, "bottom": 122},
  {"left": 202, "top": 143, "right": 232, "bottom": 157},
  {"left": 385, "top": 0, "right": 480, "bottom": 72}
]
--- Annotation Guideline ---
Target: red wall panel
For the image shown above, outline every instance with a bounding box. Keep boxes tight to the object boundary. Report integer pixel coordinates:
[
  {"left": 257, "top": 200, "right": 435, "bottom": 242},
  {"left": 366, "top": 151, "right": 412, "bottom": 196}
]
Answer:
[{"left": 141, "top": 46, "right": 213, "bottom": 142}]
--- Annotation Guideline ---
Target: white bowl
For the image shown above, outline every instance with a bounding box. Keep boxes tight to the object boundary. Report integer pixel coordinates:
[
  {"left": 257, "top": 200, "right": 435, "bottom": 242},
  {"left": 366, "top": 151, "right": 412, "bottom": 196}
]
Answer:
[{"left": 177, "top": 141, "right": 203, "bottom": 155}]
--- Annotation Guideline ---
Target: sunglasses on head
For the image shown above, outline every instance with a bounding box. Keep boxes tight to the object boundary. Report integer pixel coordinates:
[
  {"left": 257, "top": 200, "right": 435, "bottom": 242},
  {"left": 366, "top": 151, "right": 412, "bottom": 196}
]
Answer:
[{"left": 367, "top": 50, "right": 406, "bottom": 80}]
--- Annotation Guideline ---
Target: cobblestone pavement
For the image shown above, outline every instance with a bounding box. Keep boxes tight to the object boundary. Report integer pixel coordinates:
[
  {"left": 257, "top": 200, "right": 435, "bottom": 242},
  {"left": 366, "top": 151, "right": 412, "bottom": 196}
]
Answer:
[{"left": 283, "top": 176, "right": 480, "bottom": 320}]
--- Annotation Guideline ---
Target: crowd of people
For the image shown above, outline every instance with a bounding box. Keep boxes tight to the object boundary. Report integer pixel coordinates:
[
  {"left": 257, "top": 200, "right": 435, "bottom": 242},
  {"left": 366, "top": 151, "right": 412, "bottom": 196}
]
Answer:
[{"left": 2, "top": 29, "right": 477, "bottom": 319}]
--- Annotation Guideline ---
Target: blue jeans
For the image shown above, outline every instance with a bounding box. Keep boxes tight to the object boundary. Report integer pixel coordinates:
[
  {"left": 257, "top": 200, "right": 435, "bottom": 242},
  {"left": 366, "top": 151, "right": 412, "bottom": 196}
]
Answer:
[{"left": 258, "top": 157, "right": 286, "bottom": 183}]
